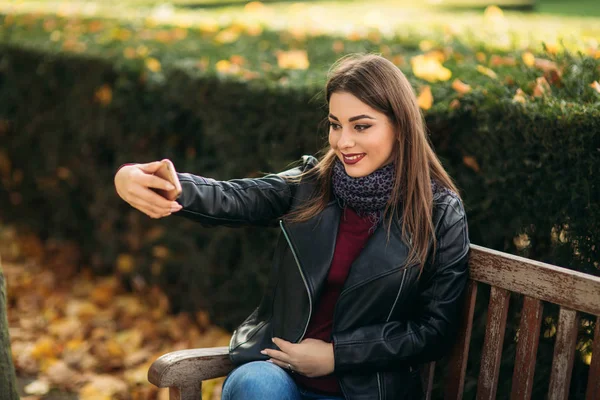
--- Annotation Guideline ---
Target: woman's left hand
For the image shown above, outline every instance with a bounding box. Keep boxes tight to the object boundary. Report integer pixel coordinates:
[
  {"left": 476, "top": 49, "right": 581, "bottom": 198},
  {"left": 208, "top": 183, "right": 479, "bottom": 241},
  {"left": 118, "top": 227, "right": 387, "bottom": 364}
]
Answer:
[{"left": 261, "top": 337, "right": 335, "bottom": 378}]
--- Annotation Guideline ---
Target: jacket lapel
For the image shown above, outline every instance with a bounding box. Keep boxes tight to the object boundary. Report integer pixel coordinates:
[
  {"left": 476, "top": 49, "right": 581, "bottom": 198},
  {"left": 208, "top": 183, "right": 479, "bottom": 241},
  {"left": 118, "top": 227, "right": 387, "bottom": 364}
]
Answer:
[
  {"left": 341, "top": 218, "right": 412, "bottom": 293},
  {"left": 283, "top": 200, "right": 340, "bottom": 300}
]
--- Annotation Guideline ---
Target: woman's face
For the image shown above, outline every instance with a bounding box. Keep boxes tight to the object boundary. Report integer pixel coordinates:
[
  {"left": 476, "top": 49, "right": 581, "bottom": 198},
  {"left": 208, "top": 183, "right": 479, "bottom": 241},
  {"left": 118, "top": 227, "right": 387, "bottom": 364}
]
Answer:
[{"left": 328, "top": 91, "right": 396, "bottom": 178}]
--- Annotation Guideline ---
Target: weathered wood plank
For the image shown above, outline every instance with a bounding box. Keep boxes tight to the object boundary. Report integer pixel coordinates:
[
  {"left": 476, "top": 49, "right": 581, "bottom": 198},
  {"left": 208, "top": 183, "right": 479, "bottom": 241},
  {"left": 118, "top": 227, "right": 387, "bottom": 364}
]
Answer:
[
  {"left": 168, "top": 385, "right": 202, "bottom": 400},
  {"left": 548, "top": 308, "right": 579, "bottom": 400},
  {"left": 422, "top": 361, "right": 435, "bottom": 400},
  {"left": 0, "top": 261, "right": 19, "bottom": 400},
  {"left": 510, "top": 296, "right": 543, "bottom": 400},
  {"left": 445, "top": 281, "right": 478, "bottom": 400},
  {"left": 148, "top": 346, "right": 232, "bottom": 400},
  {"left": 477, "top": 286, "right": 510, "bottom": 399},
  {"left": 469, "top": 245, "right": 600, "bottom": 315},
  {"left": 585, "top": 316, "right": 600, "bottom": 400}
]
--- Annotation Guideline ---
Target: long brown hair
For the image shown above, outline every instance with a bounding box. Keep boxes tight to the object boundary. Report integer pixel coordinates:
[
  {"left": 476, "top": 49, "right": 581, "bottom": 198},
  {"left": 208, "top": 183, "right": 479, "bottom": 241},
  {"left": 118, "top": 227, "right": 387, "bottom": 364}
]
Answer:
[{"left": 284, "top": 53, "right": 460, "bottom": 277}]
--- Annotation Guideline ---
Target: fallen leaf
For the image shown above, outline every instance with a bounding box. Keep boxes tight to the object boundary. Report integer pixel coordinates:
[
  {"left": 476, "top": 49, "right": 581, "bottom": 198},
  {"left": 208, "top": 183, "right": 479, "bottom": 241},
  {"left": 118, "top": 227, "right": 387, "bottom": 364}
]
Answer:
[
  {"left": 449, "top": 99, "right": 460, "bottom": 110},
  {"left": 462, "top": 156, "right": 480, "bottom": 173},
  {"left": 522, "top": 52, "right": 535, "bottom": 67},
  {"left": 276, "top": 50, "right": 309, "bottom": 70},
  {"left": 24, "top": 380, "right": 50, "bottom": 396},
  {"left": 513, "top": 88, "right": 527, "bottom": 104},
  {"left": 513, "top": 233, "right": 531, "bottom": 250},
  {"left": 490, "top": 55, "right": 516, "bottom": 67},
  {"left": 145, "top": 58, "right": 161, "bottom": 73},
  {"left": 332, "top": 40, "right": 344, "bottom": 53},
  {"left": 411, "top": 54, "right": 451, "bottom": 83},
  {"left": 80, "top": 375, "right": 128, "bottom": 399},
  {"left": 590, "top": 81, "right": 600, "bottom": 93},
  {"left": 46, "top": 360, "right": 80, "bottom": 389},
  {"left": 534, "top": 58, "right": 559, "bottom": 74},
  {"left": 94, "top": 85, "right": 112, "bottom": 106},
  {"left": 476, "top": 65, "right": 498, "bottom": 79},
  {"left": 533, "top": 76, "right": 551, "bottom": 97},
  {"left": 452, "top": 79, "right": 472, "bottom": 95},
  {"left": 417, "top": 86, "right": 433, "bottom": 110}
]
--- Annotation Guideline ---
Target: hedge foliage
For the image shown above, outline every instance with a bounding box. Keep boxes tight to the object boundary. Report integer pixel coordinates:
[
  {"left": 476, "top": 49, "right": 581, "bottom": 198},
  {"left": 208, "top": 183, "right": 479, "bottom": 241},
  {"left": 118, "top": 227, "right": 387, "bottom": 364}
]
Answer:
[{"left": 0, "top": 7, "right": 599, "bottom": 398}]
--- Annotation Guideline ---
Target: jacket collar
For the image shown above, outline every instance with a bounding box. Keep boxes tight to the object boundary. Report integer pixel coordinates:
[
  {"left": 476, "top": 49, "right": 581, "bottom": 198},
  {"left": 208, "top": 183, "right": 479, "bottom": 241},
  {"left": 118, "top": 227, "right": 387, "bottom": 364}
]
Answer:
[{"left": 283, "top": 200, "right": 411, "bottom": 300}]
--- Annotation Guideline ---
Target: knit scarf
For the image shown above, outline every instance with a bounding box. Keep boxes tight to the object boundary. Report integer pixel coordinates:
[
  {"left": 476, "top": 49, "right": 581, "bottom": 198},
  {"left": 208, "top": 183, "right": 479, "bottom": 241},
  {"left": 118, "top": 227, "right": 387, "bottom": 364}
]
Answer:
[{"left": 331, "top": 157, "right": 396, "bottom": 232}]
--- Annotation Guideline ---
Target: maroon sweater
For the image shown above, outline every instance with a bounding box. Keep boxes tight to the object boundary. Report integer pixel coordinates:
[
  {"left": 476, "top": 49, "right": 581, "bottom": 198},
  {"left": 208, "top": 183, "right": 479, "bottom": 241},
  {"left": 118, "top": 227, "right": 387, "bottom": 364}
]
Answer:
[{"left": 292, "top": 206, "right": 375, "bottom": 395}]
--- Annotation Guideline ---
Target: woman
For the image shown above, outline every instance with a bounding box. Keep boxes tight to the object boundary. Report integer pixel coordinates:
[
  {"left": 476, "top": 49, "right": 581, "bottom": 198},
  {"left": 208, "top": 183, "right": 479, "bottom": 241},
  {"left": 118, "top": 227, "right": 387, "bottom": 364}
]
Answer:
[{"left": 114, "top": 54, "right": 470, "bottom": 400}]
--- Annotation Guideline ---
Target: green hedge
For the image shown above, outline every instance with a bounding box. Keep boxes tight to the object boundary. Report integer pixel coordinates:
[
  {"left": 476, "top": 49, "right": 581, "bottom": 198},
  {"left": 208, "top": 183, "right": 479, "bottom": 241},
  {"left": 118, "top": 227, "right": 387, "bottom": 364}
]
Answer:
[{"left": 0, "top": 11, "right": 599, "bottom": 398}]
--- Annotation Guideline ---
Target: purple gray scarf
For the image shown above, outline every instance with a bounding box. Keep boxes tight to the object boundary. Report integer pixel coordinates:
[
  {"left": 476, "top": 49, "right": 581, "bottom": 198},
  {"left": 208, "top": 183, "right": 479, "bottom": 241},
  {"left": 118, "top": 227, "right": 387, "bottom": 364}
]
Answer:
[{"left": 332, "top": 158, "right": 396, "bottom": 231}]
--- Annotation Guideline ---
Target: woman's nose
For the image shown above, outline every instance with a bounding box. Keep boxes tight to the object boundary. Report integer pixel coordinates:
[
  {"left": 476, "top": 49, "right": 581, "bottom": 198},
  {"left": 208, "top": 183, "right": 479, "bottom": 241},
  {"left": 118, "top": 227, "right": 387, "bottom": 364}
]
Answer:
[{"left": 337, "top": 129, "right": 354, "bottom": 149}]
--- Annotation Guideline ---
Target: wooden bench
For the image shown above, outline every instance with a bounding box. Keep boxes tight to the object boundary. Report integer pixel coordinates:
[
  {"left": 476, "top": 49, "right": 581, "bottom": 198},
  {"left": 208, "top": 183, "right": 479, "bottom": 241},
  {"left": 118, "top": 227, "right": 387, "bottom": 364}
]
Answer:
[{"left": 147, "top": 244, "right": 600, "bottom": 399}]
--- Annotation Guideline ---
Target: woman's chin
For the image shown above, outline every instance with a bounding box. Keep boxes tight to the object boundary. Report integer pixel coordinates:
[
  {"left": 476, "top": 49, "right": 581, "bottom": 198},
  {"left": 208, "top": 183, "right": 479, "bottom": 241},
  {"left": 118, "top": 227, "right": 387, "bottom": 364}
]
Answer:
[{"left": 344, "top": 166, "right": 369, "bottom": 178}]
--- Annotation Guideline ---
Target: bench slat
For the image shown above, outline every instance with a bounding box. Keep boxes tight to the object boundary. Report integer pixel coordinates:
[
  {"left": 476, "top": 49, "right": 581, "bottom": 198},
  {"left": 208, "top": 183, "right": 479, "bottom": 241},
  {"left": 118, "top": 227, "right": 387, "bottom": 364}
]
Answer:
[
  {"left": 445, "top": 281, "right": 478, "bottom": 400},
  {"left": 469, "top": 245, "right": 600, "bottom": 315},
  {"left": 510, "top": 296, "right": 543, "bottom": 400},
  {"left": 148, "top": 347, "right": 232, "bottom": 400},
  {"left": 548, "top": 308, "right": 579, "bottom": 400},
  {"left": 585, "top": 315, "right": 600, "bottom": 400},
  {"left": 477, "top": 286, "right": 510, "bottom": 399},
  {"left": 422, "top": 361, "right": 435, "bottom": 400}
]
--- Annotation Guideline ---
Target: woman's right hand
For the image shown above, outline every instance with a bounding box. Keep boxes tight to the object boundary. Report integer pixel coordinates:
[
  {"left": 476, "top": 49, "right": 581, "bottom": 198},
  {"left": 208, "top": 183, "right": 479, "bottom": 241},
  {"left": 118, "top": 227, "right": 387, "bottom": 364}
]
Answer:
[{"left": 114, "top": 161, "right": 183, "bottom": 219}]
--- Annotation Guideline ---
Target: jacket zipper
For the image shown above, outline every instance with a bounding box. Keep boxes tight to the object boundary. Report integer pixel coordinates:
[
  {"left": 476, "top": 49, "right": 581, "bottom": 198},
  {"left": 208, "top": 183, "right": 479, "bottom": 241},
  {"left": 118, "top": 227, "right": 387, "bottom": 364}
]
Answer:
[
  {"left": 377, "top": 268, "right": 408, "bottom": 400},
  {"left": 279, "top": 220, "right": 313, "bottom": 343}
]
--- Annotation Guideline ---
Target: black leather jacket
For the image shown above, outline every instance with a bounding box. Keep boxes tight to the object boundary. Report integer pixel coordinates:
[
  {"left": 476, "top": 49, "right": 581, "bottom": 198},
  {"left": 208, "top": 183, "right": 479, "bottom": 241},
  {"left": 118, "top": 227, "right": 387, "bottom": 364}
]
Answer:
[{"left": 174, "top": 155, "right": 470, "bottom": 400}]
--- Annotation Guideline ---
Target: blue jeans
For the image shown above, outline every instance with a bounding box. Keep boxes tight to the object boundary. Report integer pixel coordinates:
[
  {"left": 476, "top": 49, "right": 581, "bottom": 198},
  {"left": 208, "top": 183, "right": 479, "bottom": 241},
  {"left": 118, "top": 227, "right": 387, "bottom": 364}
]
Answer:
[{"left": 221, "top": 361, "right": 345, "bottom": 400}]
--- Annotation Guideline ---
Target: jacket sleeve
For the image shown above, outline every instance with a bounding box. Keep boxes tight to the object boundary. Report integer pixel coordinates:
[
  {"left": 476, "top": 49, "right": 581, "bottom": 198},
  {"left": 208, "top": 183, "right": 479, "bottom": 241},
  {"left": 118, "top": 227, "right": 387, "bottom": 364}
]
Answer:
[
  {"left": 331, "top": 195, "right": 470, "bottom": 372},
  {"left": 172, "top": 155, "right": 315, "bottom": 227}
]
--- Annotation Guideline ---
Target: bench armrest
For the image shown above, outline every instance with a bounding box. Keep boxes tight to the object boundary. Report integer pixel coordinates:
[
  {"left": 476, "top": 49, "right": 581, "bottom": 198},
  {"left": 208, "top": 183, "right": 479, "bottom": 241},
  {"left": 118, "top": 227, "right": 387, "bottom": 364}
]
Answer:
[{"left": 148, "top": 346, "right": 234, "bottom": 400}]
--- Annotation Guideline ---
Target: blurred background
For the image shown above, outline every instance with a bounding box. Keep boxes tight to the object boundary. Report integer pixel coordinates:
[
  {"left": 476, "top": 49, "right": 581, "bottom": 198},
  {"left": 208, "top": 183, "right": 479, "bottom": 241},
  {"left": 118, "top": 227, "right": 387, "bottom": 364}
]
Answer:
[{"left": 0, "top": 0, "right": 598, "bottom": 398}]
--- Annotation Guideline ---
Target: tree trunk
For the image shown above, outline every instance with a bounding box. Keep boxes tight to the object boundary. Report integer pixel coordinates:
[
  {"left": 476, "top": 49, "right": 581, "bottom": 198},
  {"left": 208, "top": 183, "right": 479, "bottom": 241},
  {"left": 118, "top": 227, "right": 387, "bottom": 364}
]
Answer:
[{"left": 0, "top": 260, "right": 19, "bottom": 400}]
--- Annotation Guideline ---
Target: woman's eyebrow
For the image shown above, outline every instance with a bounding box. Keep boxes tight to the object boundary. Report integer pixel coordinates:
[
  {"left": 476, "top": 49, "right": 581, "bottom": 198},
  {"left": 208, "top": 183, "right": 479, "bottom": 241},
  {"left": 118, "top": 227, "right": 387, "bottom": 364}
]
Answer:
[{"left": 329, "top": 114, "right": 376, "bottom": 122}]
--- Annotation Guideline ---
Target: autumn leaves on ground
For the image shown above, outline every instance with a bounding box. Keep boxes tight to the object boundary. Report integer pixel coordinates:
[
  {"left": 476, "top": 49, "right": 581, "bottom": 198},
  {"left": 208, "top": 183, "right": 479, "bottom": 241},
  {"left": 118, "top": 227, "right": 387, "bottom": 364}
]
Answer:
[{"left": 1, "top": 226, "right": 230, "bottom": 399}]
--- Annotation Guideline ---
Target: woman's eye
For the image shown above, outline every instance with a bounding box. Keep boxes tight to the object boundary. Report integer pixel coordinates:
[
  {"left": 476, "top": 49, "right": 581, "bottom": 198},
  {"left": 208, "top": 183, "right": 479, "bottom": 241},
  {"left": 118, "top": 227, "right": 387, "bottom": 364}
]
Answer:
[
  {"left": 329, "top": 122, "right": 341, "bottom": 130},
  {"left": 355, "top": 124, "right": 371, "bottom": 132}
]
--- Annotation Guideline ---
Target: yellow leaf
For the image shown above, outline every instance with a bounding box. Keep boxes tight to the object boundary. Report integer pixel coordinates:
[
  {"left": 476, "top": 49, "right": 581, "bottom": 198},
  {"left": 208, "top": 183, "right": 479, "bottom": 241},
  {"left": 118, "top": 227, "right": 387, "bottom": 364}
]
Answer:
[
  {"left": 411, "top": 54, "right": 452, "bottom": 83},
  {"left": 417, "top": 86, "right": 433, "bottom": 111},
  {"left": 215, "top": 27, "right": 241, "bottom": 44},
  {"left": 484, "top": 5, "right": 504, "bottom": 19},
  {"left": 476, "top": 52, "right": 487, "bottom": 63},
  {"left": 513, "top": 233, "right": 531, "bottom": 250},
  {"left": 145, "top": 58, "right": 162, "bottom": 73},
  {"left": 590, "top": 81, "right": 600, "bottom": 93},
  {"left": 522, "top": 52, "right": 535, "bottom": 67},
  {"left": 476, "top": 65, "right": 497, "bottom": 79},
  {"left": 31, "top": 337, "right": 58, "bottom": 360},
  {"left": 94, "top": 84, "right": 112, "bottom": 106},
  {"left": 215, "top": 60, "right": 240, "bottom": 74},
  {"left": 452, "top": 79, "right": 472, "bottom": 95},
  {"left": 545, "top": 43, "right": 559, "bottom": 55},
  {"left": 277, "top": 50, "right": 310, "bottom": 70},
  {"left": 424, "top": 50, "right": 446, "bottom": 63},
  {"left": 117, "top": 254, "right": 134, "bottom": 274},
  {"left": 244, "top": 1, "right": 266, "bottom": 13},
  {"left": 419, "top": 40, "right": 435, "bottom": 52},
  {"left": 245, "top": 23, "right": 263, "bottom": 36},
  {"left": 513, "top": 88, "right": 527, "bottom": 104},
  {"left": 583, "top": 352, "right": 592, "bottom": 366}
]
